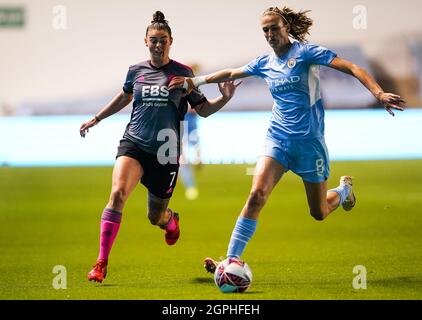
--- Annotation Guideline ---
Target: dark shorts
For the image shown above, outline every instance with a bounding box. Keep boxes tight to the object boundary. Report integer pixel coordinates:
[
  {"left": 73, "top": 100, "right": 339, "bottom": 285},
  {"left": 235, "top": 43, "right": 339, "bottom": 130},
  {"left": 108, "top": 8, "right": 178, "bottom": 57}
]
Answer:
[{"left": 116, "top": 139, "right": 179, "bottom": 199}]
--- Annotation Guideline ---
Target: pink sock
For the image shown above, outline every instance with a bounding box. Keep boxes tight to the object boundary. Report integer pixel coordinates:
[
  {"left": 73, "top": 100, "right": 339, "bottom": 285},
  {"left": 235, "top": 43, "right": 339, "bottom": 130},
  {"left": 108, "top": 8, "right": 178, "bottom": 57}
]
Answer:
[{"left": 98, "top": 208, "right": 122, "bottom": 261}]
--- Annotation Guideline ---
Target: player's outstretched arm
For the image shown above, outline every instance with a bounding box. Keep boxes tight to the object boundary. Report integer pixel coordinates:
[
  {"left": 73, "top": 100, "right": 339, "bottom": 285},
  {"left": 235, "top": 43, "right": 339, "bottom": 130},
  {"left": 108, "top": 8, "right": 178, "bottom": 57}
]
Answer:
[
  {"left": 194, "top": 80, "right": 242, "bottom": 118},
  {"left": 329, "top": 57, "right": 406, "bottom": 116},
  {"left": 168, "top": 67, "right": 249, "bottom": 93},
  {"left": 79, "top": 90, "right": 133, "bottom": 137}
]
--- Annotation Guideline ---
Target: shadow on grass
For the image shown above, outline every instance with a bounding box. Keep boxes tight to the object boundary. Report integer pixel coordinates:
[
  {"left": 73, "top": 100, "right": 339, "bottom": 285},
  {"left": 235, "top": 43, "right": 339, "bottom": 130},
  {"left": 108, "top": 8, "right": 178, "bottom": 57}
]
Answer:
[
  {"left": 192, "top": 277, "right": 214, "bottom": 284},
  {"left": 234, "top": 291, "right": 264, "bottom": 294},
  {"left": 94, "top": 284, "right": 119, "bottom": 288},
  {"left": 369, "top": 276, "right": 422, "bottom": 288},
  {"left": 192, "top": 278, "right": 263, "bottom": 294},
  {"left": 278, "top": 276, "right": 422, "bottom": 291}
]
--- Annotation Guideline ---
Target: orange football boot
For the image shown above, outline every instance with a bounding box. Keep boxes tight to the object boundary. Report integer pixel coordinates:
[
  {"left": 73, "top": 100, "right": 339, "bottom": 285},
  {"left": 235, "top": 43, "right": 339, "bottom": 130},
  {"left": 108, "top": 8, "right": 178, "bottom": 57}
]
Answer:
[{"left": 87, "top": 259, "right": 108, "bottom": 283}]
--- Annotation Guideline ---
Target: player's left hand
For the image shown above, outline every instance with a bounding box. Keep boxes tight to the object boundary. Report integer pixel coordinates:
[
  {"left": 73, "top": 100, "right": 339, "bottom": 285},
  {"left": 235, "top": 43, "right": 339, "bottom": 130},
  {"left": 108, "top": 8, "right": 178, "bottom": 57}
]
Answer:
[
  {"left": 218, "top": 80, "right": 242, "bottom": 100},
  {"left": 378, "top": 93, "right": 405, "bottom": 116}
]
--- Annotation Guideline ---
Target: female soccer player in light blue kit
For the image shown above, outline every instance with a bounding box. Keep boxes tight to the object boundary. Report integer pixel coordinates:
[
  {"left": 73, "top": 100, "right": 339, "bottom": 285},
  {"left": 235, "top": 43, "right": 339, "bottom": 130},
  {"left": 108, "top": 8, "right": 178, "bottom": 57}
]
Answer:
[{"left": 169, "top": 6, "right": 405, "bottom": 272}]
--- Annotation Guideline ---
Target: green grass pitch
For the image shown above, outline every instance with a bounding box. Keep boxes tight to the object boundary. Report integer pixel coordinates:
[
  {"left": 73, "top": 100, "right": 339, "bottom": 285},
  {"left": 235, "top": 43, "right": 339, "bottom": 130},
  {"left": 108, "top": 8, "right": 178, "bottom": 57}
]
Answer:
[{"left": 0, "top": 160, "right": 421, "bottom": 300}]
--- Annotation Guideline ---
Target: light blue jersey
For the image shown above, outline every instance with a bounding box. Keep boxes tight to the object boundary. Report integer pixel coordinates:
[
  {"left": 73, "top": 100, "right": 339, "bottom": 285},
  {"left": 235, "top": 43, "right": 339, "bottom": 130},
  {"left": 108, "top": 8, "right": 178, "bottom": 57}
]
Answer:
[{"left": 244, "top": 41, "right": 337, "bottom": 140}]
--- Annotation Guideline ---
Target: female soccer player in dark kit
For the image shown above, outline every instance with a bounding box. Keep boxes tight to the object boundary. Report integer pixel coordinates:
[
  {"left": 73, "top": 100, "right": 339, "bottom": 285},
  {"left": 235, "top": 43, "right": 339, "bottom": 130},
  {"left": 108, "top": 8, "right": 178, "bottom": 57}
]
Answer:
[{"left": 79, "top": 11, "right": 240, "bottom": 283}]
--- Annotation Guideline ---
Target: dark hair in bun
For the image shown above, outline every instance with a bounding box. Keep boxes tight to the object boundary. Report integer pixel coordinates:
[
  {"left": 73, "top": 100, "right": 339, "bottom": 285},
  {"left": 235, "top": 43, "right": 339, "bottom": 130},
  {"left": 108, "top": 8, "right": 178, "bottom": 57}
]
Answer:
[
  {"left": 146, "top": 11, "right": 172, "bottom": 37},
  {"left": 152, "top": 11, "right": 167, "bottom": 24}
]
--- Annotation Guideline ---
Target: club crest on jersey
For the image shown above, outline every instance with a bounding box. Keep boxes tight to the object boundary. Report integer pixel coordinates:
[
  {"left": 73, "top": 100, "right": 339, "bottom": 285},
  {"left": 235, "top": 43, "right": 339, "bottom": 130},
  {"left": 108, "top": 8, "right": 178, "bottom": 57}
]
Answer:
[{"left": 287, "top": 58, "right": 297, "bottom": 68}]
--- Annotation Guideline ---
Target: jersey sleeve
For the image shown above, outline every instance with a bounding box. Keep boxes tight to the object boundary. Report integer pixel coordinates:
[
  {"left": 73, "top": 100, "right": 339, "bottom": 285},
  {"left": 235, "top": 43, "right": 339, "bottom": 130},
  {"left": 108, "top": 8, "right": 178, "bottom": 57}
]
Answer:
[
  {"left": 186, "top": 69, "right": 207, "bottom": 108},
  {"left": 243, "top": 55, "right": 265, "bottom": 77},
  {"left": 122, "top": 66, "right": 136, "bottom": 94},
  {"left": 305, "top": 44, "right": 337, "bottom": 66}
]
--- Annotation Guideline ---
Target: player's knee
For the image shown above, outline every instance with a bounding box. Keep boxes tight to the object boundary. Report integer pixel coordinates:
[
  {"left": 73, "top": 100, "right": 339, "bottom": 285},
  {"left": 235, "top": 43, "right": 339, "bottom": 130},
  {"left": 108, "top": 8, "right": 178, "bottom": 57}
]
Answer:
[
  {"left": 248, "top": 189, "right": 267, "bottom": 210},
  {"left": 310, "top": 208, "right": 326, "bottom": 221},
  {"left": 147, "top": 210, "right": 162, "bottom": 225},
  {"left": 109, "top": 188, "right": 127, "bottom": 208}
]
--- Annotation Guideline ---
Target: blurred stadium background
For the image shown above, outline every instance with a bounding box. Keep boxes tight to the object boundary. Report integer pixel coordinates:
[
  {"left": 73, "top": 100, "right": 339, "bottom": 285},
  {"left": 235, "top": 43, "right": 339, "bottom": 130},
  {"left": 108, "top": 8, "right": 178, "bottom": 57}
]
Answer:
[
  {"left": 1, "top": 0, "right": 422, "bottom": 300},
  {"left": 1, "top": 0, "right": 422, "bottom": 165},
  {"left": 2, "top": 0, "right": 422, "bottom": 114}
]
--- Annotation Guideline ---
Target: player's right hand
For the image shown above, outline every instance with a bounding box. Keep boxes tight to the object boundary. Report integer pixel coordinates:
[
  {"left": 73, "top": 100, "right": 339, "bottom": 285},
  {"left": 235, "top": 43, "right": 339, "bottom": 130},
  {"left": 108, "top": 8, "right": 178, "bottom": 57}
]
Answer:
[
  {"left": 169, "top": 76, "right": 191, "bottom": 92},
  {"left": 79, "top": 117, "right": 99, "bottom": 138}
]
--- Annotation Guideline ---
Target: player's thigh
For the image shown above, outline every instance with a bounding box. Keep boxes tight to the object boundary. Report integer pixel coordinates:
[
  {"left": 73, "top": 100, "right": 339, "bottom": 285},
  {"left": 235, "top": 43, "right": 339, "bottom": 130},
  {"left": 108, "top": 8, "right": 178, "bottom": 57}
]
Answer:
[
  {"left": 251, "top": 156, "right": 285, "bottom": 195},
  {"left": 141, "top": 157, "right": 179, "bottom": 199},
  {"left": 111, "top": 156, "right": 144, "bottom": 195},
  {"left": 303, "top": 180, "right": 329, "bottom": 213}
]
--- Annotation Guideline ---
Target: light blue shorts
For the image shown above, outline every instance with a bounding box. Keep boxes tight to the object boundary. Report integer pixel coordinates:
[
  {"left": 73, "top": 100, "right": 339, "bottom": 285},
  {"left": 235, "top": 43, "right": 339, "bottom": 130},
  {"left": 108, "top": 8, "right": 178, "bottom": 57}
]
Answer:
[{"left": 263, "top": 135, "right": 330, "bottom": 183}]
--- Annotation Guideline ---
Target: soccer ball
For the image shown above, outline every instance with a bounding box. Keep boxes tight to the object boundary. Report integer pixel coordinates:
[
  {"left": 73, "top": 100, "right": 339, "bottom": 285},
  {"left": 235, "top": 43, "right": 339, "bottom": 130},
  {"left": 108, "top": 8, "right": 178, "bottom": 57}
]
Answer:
[{"left": 214, "top": 258, "right": 252, "bottom": 293}]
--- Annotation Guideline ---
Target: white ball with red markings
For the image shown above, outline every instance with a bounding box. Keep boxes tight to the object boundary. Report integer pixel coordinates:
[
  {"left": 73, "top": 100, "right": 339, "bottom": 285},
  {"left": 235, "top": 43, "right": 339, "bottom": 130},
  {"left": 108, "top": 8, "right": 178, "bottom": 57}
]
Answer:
[{"left": 214, "top": 257, "right": 252, "bottom": 293}]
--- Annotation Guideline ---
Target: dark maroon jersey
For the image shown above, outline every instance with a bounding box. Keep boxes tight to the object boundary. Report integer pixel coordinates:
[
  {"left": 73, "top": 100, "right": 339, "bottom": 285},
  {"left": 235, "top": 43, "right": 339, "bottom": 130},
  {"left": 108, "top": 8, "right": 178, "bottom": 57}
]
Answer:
[{"left": 122, "top": 60, "right": 206, "bottom": 156}]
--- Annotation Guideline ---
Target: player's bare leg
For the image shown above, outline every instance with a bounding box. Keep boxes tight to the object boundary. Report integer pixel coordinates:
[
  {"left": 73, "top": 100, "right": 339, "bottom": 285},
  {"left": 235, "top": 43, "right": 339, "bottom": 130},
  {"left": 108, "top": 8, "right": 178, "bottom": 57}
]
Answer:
[
  {"left": 240, "top": 156, "right": 285, "bottom": 220},
  {"left": 303, "top": 176, "right": 356, "bottom": 221},
  {"left": 107, "top": 156, "right": 144, "bottom": 210},
  {"left": 303, "top": 180, "right": 339, "bottom": 221},
  {"left": 147, "top": 192, "right": 180, "bottom": 245},
  {"left": 205, "top": 157, "right": 285, "bottom": 273},
  {"left": 88, "top": 156, "right": 143, "bottom": 283}
]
